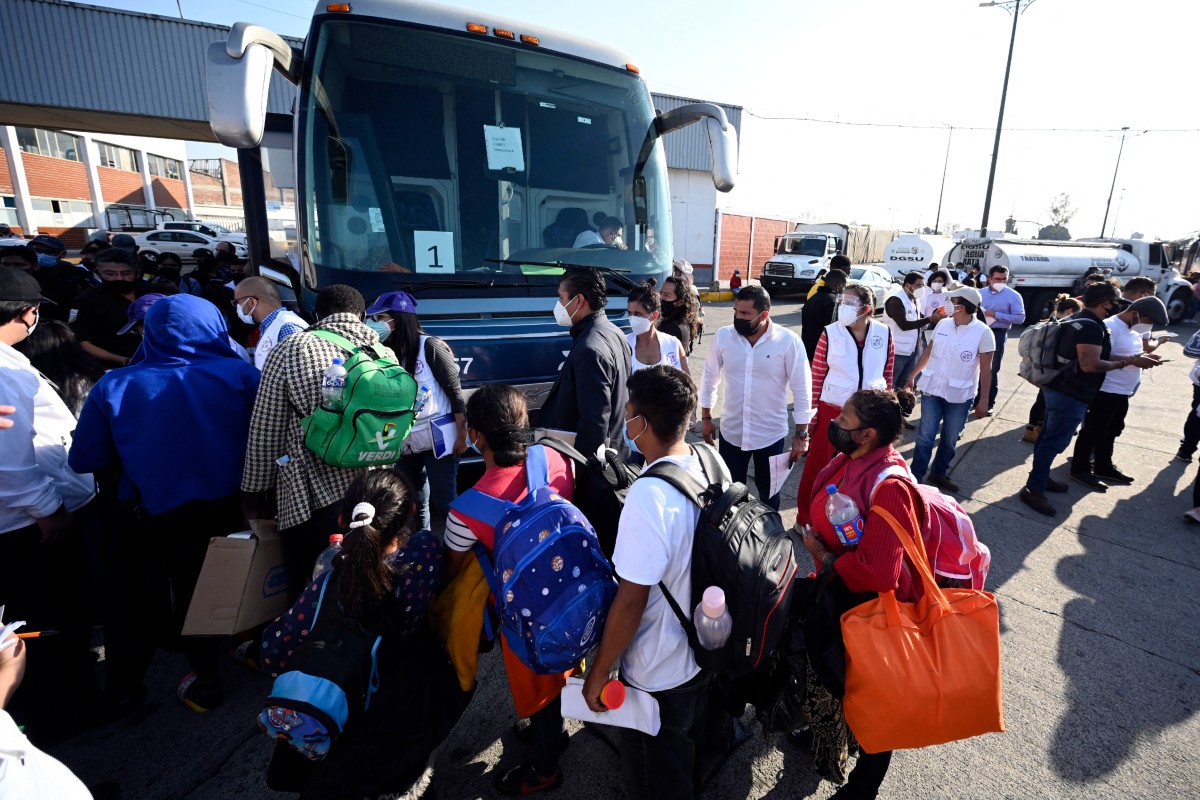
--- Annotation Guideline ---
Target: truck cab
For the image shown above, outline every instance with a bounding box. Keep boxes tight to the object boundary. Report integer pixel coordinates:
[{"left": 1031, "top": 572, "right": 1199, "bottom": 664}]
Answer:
[
  {"left": 760, "top": 231, "right": 840, "bottom": 294},
  {"left": 1078, "top": 238, "right": 1192, "bottom": 321}
]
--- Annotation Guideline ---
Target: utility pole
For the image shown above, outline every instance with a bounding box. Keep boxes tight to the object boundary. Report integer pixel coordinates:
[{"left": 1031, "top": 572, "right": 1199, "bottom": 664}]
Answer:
[
  {"left": 934, "top": 126, "right": 953, "bottom": 234},
  {"left": 979, "top": 0, "right": 1023, "bottom": 239},
  {"left": 1101, "top": 127, "right": 1130, "bottom": 238}
]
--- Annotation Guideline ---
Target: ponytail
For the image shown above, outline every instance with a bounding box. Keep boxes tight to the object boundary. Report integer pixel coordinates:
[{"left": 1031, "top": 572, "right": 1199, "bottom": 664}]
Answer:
[{"left": 337, "top": 470, "right": 417, "bottom": 616}]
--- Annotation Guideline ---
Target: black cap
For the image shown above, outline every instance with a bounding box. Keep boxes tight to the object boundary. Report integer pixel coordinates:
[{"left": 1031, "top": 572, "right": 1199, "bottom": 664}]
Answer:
[
  {"left": 0, "top": 245, "right": 37, "bottom": 267},
  {"left": 30, "top": 234, "right": 65, "bottom": 253},
  {"left": 0, "top": 267, "right": 51, "bottom": 303},
  {"left": 111, "top": 233, "right": 137, "bottom": 252}
]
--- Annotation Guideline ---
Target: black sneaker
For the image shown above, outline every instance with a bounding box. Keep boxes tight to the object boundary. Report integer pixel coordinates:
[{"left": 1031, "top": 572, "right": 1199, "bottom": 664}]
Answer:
[
  {"left": 1045, "top": 477, "right": 1069, "bottom": 493},
  {"left": 494, "top": 763, "right": 564, "bottom": 796},
  {"left": 1019, "top": 487, "right": 1056, "bottom": 516},
  {"left": 1176, "top": 448, "right": 1195, "bottom": 463},
  {"left": 1093, "top": 465, "right": 1134, "bottom": 485},
  {"left": 926, "top": 474, "right": 961, "bottom": 494},
  {"left": 1069, "top": 472, "right": 1108, "bottom": 492}
]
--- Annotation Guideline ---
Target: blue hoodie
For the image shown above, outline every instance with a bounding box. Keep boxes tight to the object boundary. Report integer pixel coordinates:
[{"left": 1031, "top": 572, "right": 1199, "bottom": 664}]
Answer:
[{"left": 70, "top": 294, "right": 260, "bottom": 516}]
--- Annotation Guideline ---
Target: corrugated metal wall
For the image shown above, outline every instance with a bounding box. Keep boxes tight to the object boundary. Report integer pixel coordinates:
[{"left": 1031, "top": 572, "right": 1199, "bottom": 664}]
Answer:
[{"left": 651, "top": 93, "right": 743, "bottom": 172}]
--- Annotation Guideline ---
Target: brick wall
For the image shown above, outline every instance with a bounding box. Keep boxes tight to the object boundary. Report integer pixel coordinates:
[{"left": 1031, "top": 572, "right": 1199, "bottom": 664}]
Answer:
[
  {"left": 189, "top": 170, "right": 225, "bottom": 206},
  {"left": 23, "top": 152, "right": 89, "bottom": 201},
  {"left": 222, "top": 159, "right": 243, "bottom": 207},
  {"left": 151, "top": 177, "right": 188, "bottom": 209},
  {"left": 0, "top": 147, "right": 13, "bottom": 195},
  {"left": 98, "top": 166, "right": 145, "bottom": 206},
  {"left": 39, "top": 226, "right": 88, "bottom": 249},
  {"left": 716, "top": 213, "right": 796, "bottom": 283}
]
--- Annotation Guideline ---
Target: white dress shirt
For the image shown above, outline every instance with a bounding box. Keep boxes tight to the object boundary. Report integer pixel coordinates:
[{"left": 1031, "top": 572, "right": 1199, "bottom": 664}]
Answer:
[
  {"left": 1100, "top": 316, "right": 1144, "bottom": 396},
  {"left": 699, "top": 321, "right": 814, "bottom": 450}
]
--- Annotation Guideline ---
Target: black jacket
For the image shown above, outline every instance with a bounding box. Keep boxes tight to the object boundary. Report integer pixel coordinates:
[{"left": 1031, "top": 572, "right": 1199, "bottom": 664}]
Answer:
[
  {"left": 541, "top": 311, "right": 632, "bottom": 457},
  {"left": 801, "top": 287, "right": 837, "bottom": 358}
]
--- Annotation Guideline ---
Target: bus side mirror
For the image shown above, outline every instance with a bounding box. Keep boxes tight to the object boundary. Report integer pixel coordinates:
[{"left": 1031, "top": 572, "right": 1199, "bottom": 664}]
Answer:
[
  {"left": 206, "top": 23, "right": 297, "bottom": 149},
  {"left": 657, "top": 103, "right": 739, "bottom": 193}
]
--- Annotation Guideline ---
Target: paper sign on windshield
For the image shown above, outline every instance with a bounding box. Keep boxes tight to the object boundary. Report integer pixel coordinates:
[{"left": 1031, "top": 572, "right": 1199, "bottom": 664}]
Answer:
[
  {"left": 414, "top": 231, "right": 455, "bottom": 274},
  {"left": 484, "top": 125, "right": 525, "bottom": 171}
]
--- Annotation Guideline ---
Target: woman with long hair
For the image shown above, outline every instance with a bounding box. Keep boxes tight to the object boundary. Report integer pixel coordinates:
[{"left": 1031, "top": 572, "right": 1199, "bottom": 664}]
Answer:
[
  {"left": 14, "top": 319, "right": 105, "bottom": 417},
  {"left": 260, "top": 469, "right": 466, "bottom": 799},
  {"left": 658, "top": 275, "right": 701, "bottom": 355},
  {"left": 366, "top": 290, "right": 467, "bottom": 532}
]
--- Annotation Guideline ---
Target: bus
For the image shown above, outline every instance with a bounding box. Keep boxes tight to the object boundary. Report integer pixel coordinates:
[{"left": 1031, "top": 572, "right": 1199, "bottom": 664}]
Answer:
[{"left": 205, "top": 0, "right": 737, "bottom": 412}]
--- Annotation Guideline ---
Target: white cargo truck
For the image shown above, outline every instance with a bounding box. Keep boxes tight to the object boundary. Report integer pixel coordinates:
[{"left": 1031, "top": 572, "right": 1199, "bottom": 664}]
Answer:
[
  {"left": 881, "top": 233, "right": 955, "bottom": 279},
  {"left": 945, "top": 237, "right": 1193, "bottom": 322},
  {"left": 760, "top": 222, "right": 899, "bottom": 294}
]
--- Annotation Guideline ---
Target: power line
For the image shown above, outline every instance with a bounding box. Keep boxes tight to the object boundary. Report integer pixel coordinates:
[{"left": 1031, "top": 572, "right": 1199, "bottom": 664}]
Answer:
[
  {"left": 743, "top": 109, "right": 1199, "bottom": 134},
  {"left": 231, "top": 0, "right": 311, "bottom": 21}
]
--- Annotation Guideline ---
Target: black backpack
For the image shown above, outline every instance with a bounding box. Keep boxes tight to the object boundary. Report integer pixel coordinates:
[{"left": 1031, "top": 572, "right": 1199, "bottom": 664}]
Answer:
[
  {"left": 537, "top": 435, "right": 640, "bottom": 559},
  {"left": 643, "top": 444, "right": 804, "bottom": 678}
]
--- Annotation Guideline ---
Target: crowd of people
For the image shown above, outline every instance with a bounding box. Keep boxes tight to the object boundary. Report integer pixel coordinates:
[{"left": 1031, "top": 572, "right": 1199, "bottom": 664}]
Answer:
[{"left": 0, "top": 239, "right": 1196, "bottom": 800}]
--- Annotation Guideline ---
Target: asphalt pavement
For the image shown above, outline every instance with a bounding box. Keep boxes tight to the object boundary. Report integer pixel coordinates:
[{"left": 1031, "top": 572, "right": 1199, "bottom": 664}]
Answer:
[{"left": 49, "top": 297, "right": 1200, "bottom": 800}]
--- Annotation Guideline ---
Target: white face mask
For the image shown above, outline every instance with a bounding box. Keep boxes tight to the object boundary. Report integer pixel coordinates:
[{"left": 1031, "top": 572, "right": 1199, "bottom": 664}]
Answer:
[
  {"left": 235, "top": 298, "right": 256, "bottom": 325},
  {"left": 24, "top": 307, "right": 39, "bottom": 337},
  {"left": 628, "top": 314, "right": 653, "bottom": 336},
  {"left": 930, "top": 282, "right": 944, "bottom": 292},
  {"left": 553, "top": 295, "right": 577, "bottom": 327},
  {"left": 837, "top": 304, "right": 862, "bottom": 325}
]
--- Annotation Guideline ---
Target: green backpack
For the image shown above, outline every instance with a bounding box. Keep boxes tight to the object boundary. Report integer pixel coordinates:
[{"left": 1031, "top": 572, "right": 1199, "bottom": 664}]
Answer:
[{"left": 300, "top": 330, "right": 419, "bottom": 468}]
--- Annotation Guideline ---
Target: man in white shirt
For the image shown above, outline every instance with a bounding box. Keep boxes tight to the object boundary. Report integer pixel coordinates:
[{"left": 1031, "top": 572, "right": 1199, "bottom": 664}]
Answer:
[
  {"left": 904, "top": 285, "right": 995, "bottom": 493},
  {"left": 700, "top": 285, "right": 813, "bottom": 509},
  {"left": 572, "top": 216, "right": 623, "bottom": 249},
  {"left": 583, "top": 364, "right": 709, "bottom": 799},
  {"left": 0, "top": 267, "right": 99, "bottom": 742}
]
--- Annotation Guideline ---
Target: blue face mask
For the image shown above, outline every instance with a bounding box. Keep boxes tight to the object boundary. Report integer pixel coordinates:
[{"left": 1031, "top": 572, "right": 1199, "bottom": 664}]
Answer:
[
  {"left": 465, "top": 428, "right": 480, "bottom": 455},
  {"left": 36, "top": 253, "right": 57, "bottom": 267},
  {"left": 624, "top": 415, "right": 646, "bottom": 455},
  {"left": 365, "top": 319, "right": 392, "bottom": 339}
]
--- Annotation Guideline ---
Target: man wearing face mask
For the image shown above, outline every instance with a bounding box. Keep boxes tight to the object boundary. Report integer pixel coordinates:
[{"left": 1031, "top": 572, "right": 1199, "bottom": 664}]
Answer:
[
  {"left": 233, "top": 277, "right": 307, "bottom": 370},
  {"left": 1019, "top": 282, "right": 1161, "bottom": 516},
  {"left": 904, "top": 286, "right": 995, "bottom": 493},
  {"left": 4, "top": 238, "right": 89, "bottom": 323},
  {"left": 977, "top": 266, "right": 1025, "bottom": 414},
  {"left": 1068, "top": 296, "right": 1168, "bottom": 490},
  {"left": 540, "top": 267, "right": 632, "bottom": 459},
  {"left": 69, "top": 248, "right": 144, "bottom": 368},
  {"left": 883, "top": 271, "right": 945, "bottom": 391},
  {"left": 699, "top": 285, "right": 813, "bottom": 510}
]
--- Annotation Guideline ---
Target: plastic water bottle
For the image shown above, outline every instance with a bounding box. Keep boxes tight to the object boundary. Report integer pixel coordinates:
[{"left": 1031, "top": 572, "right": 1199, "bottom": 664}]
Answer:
[
  {"left": 825, "top": 484, "right": 864, "bottom": 546},
  {"left": 413, "top": 384, "right": 431, "bottom": 417},
  {"left": 321, "top": 358, "right": 347, "bottom": 411},
  {"left": 693, "top": 586, "right": 733, "bottom": 651},
  {"left": 311, "top": 533, "right": 344, "bottom": 581}
]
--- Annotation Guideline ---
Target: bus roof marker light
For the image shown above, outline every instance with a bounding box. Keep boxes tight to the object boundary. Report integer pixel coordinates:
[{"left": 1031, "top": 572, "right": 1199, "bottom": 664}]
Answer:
[
  {"left": 493, "top": 28, "right": 516, "bottom": 40},
  {"left": 466, "top": 23, "right": 487, "bottom": 33},
  {"left": 625, "top": 63, "right": 641, "bottom": 74},
  {"left": 520, "top": 34, "right": 540, "bottom": 45},
  {"left": 326, "top": 3, "right": 351, "bottom": 12}
]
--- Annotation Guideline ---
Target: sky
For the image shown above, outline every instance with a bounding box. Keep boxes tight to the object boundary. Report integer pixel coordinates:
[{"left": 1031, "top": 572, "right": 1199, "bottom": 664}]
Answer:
[{"left": 110, "top": 0, "right": 1199, "bottom": 240}]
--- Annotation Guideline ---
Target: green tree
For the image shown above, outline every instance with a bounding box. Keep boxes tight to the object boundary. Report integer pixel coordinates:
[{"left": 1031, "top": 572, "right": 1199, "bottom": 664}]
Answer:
[{"left": 1038, "top": 193, "right": 1074, "bottom": 240}]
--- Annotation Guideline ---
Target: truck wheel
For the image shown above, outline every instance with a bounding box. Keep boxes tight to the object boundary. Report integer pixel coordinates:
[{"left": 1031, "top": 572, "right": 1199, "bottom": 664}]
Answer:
[
  {"left": 1166, "top": 288, "right": 1191, "bottom": 323},
  {"left": 1026, "top": 290, "right": 1058, "bottom": 323}
]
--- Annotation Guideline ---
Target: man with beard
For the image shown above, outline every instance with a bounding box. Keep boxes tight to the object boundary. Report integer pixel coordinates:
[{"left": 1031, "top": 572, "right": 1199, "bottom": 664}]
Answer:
[{"left": 69, "top": 248, "right": 144, "bottom": 368}]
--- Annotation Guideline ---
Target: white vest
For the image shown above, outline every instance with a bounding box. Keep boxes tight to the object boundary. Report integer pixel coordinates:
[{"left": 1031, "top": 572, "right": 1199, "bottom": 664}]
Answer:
[
  {"left": 820, "top": 319, "right": 890, "bottom": 406},
  {"left": 883, "top": 286, "right": 920, "bottom": 356},
  {"left": 254, "top": 308, "right": 308, "bottom": 370},
  {"left": 403, "top": 335, "right": 455, "bottom": 455}
]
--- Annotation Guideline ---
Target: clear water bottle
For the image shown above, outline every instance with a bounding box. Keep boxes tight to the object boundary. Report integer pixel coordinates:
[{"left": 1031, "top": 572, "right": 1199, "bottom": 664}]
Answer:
[
  {"left": 321, "top": 358, "right": 347, "bottom": 411},
  {"left": 693, "top": 586, "right": 733, "bottom": 651},
  {"left": 413, "top": 384, "right": 431, "bottom": 417},
  {"left": 825, "top": 484, "right": 864, "bottom": 546},
  {"left": 311, "top": 533, "right": 344, "bottom": 581}
]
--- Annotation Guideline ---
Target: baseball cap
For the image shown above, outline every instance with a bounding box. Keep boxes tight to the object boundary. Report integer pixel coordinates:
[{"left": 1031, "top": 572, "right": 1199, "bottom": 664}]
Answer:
[
  {"left": 117, "top": 293, "right": 166, "bottom": 335},
  {"left": 365, "top": 290, "right": 418, "bottom": 316},
  {"left": 946, "top": 285, "right": 983, "bottom": 307},
  {"left": 111, "top": 233, "right": 137, "bottom": 252},
  {"left": 0, "top": 267, "right": 52, "bottom": 304},
  {"left": 30, "top": 234, "right": 65, "bottom": 253},
  {"left": 1128, "top": 296, "right": 1168, "bottom": 326},
  {"left": 0, "top": 246, "right": 37, "bottom": 268},
  {"left": 192, "top": 247, "right": 214, "bottom": 260},
  {"left": 672, "top": 258, "right": 694, "bottom": 276}
]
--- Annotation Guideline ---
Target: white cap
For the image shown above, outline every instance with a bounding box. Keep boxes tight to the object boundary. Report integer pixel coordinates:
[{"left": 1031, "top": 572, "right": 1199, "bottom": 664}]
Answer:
[{"left": 701, "top": 586, "right": 726, "bottom": 618}]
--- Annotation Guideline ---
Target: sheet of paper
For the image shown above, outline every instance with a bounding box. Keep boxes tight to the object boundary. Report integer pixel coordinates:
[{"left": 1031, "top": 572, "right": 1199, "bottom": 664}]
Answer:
[
  {"left": 413, "top": 231, "right": 455, "bottom": 274},
  {"left": 768, "top": 452, "right": 795, "bottom": 500},
  {"left": 483, "top": 125, "right": 525, "bottom": 171},
  {"left": 0, "top": 620, "right": 26, "bottom": 652}
]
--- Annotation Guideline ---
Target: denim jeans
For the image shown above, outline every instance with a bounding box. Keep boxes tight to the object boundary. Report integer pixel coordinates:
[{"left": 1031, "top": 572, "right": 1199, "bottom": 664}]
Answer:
[
  {"left": 911, "top": 392, "right": 972, "bottom": 481},
  {"left": 397, "top": 450, "right": 460, "bottom": 532},
  {"left": 892, "top": 349, "right": 919, "bottom": 391},
  {"left": 1028, "top": 388, "right": 1089, "bottom": 493},
  {"left": 975, "top": 329, "right": 1005, "bottom": 408},
  {"left": 719, "top": 435, "right": 786, "bottom": 510}
]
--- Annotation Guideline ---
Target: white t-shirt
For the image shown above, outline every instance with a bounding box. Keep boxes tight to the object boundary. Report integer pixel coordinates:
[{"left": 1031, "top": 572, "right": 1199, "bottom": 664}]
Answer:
[
  {"left": 612, "top": 453, "right": 703, "bottom": 693},
  {"left": 0, "top": 709, "right": 93, "bottom": 799},
  {"left": 573, "top": 230, "right": 604, "bottom": 248},
  {"left": 1100, "top": 316, "right": 1144, "bottom": 396}
]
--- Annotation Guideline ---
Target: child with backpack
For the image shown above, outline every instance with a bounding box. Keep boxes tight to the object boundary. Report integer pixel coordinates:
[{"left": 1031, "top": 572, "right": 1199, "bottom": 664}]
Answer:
[
  {"left": 442, "top": 384, "right": 588, "bottom": 796},
  {"left": 258, "top": 470, "right": 468, "bottom": 800},
  {"left": 581, "top": 365, "right": 713, "bottom": 800}
]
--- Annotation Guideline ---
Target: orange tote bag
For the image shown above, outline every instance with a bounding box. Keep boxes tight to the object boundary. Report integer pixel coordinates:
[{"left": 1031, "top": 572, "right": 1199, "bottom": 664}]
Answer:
[{"left": 840, "top": 505, "right": 1005, "bottom": 752}]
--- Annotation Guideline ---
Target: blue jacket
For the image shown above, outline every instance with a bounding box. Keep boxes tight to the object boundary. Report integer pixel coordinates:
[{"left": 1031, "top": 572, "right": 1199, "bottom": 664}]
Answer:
[{"left": 70, "top": 294, "right": 260, "bottom": 515}]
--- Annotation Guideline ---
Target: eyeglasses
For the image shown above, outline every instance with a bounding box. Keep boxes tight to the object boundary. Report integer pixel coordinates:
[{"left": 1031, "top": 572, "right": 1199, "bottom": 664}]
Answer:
[
  {"left": 232, "top": 296, "right": 258, "bottom": 307},
  {"left": 97, "top": 270, "right": 137, "bottom": 279}
]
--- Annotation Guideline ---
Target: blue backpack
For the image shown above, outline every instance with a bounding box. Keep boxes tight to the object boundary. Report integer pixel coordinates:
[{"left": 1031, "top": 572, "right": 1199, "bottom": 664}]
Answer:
[{"left": 451, "top": 445, "right": 618, "bottom": 674}]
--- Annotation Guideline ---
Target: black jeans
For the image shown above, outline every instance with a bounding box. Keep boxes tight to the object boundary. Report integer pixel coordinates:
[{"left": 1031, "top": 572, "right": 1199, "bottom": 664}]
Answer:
[
  {"left": 1027, "top": 389, "right": 1046, "bottom": 427},
  {"left": 1181, "top": 384, "right": 1200, "bottom": 456},
  {"left": 619, "top": 672, "right": 710, "bottom": 800},
  {"left": 529, "top": 694, "right": 563, "bottom": 776},
  {"left": 0, "top": 516, "right": 99, "bottom": 742},
  {"left": 1071, "top": 391, "right": 1130, "bottom": 473},
  {"left": 977, "top": 329, "right": 1006, "bottom": 409},
  {"left": 280, "top": 502, "right": 344, "bottom": 603},
  {"left": 718, "top": 435, "right": 786, "bottom": 510},
  {"left": 843, "top": 748, "right": 893, "bottom": 799}
]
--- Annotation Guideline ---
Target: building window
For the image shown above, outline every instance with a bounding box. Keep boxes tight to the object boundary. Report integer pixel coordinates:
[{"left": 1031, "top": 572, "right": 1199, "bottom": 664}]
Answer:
[
  {"left": 148, "top": 154, "right": 182, "bottom": 181},
  {"left": 15, "top": 128, "right": 81, "bottom": 162},
  {"left": 97, "top": 141, "right": 140, "bottom": 172}
]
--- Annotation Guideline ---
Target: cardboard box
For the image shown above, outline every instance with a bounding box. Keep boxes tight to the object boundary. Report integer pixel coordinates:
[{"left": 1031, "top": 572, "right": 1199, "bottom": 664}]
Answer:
[{"left": 182, "top": 518, "right": 290, "bottom": 636}]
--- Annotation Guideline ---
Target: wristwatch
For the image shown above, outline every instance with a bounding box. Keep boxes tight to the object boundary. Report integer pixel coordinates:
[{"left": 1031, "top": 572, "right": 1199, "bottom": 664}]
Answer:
[{"left": 794, "top": 429, "right": 809, "bottom": 439}]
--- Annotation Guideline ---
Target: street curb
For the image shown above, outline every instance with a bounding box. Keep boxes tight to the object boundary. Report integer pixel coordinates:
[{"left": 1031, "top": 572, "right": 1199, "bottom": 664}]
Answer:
[{"left": 701, "top": 290, "right": 735, "bottom": 302}]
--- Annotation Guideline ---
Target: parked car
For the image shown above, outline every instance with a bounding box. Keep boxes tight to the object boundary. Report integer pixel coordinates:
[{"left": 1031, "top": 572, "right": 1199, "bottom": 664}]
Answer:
[
  {"left": 159, "top": 220, "right": 248, "bottom": 245},
  {"left": 135, "top": 230, "right": 248, "bottom": 262},
  {"left": 849, "top": 265, "right": 897, "bottom": 314}
]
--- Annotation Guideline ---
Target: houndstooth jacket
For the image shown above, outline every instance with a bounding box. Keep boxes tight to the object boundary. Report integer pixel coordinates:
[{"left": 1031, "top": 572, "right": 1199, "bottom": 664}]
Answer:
[{"left": 241, "top": 313, "right": 395, "bottom": 529}]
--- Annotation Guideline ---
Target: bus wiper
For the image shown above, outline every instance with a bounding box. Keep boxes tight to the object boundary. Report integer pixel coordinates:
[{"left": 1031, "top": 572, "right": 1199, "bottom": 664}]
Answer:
[
  {"left": 485, "top": 258, "right": 639, "bottom": 291},
  {"left": 393, "top": 279, "right": 499, "bottom": 292}
]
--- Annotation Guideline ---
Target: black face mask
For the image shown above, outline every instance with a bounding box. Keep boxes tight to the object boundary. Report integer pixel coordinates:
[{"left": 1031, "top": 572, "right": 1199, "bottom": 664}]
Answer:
[
  {"left": 660, "top": 299, "right": 677, "bottom": 316},
  {"left": 733, "top": 313, "right": 763, "bottom": 338},
  {"left": 827, "top": 421, "right": 864, "bottom": 455}
]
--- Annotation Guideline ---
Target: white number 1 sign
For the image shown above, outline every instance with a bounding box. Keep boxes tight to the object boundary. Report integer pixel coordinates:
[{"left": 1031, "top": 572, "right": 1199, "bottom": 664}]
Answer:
[{"left": 413, "top": 231, "right": 455, "bottom": 274}]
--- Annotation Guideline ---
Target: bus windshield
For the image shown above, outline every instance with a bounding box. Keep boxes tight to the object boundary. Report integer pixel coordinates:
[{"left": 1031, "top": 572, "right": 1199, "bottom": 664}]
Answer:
[
  {"left": 298, "top": 18, "right": 673, "bottom": 300},
  {"left": 780, "top": 237, "right": 825, "bottom": 257}
]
